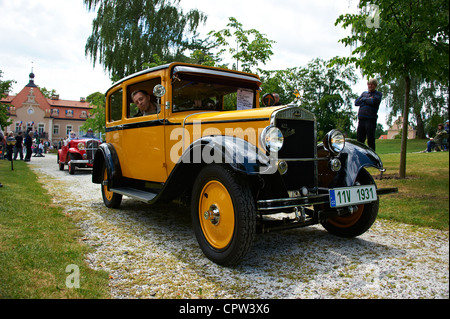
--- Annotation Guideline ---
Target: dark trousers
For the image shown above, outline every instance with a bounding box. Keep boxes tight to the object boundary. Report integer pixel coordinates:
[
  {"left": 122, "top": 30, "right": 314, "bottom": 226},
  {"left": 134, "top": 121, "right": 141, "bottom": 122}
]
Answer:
[
  {"left": 14, "top": 146, "right": 23, "bottom": 160},
  {"left": 357, "top": 118, "right": 377, "bottom": 151},
  {"left": 25, "top": 145, "right": 32, "bottom": 160}
]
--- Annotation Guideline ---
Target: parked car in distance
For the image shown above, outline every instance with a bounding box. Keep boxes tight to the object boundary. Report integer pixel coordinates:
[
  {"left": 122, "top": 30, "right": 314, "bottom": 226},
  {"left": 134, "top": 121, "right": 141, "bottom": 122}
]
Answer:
[
  {"left": 92, "top": 62, "right": 397, "bottom": 266},
  {"left": 58, "top": 137, "right": 102, "bottom": 174}
]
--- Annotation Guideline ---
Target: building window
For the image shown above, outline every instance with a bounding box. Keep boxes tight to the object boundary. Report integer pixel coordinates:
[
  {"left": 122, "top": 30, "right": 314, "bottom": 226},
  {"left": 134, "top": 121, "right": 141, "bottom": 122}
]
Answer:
[
  {"left": 38, "top": 123, "right": 45, "bottom": 134},
  {"left": 53, "top": 125, "right": 60, "bottom": 135},
  {"left": 66, "top": 110, "right": 73, "bottom": 117},
  {"left": 66, "top": 125, "right": 73, "bottom": 136}
]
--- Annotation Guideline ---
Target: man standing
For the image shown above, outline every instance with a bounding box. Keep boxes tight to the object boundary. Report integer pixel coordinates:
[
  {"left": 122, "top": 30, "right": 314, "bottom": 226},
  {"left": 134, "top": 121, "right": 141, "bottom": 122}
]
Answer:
[
  {"left": 24, "top": 130, "right": 33, "bottom": 162},
  {"left": 355, "top": 79, "right": 382, "bottom": 151},
  {"left": 14, "top": 131, "right": 24, "bottom": 160}
]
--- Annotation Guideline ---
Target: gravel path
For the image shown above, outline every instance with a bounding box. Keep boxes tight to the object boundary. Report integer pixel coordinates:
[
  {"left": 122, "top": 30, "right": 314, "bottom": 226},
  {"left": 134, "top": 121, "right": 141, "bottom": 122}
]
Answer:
[{"left": 28, "top": 154, "right": 448, "bottom": 299}]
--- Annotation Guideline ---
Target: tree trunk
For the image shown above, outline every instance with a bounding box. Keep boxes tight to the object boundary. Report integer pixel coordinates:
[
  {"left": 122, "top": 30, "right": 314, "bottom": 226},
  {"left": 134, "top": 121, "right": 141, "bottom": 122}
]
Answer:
[{"left": 399, "top": 75, "right": 411, "bottom": 179}]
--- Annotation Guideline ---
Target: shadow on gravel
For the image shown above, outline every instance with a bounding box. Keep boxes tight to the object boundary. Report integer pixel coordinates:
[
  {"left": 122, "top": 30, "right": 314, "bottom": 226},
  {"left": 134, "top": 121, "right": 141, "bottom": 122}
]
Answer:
[{"left": 90, "top": 197, "right": 406, "bottom": 293}]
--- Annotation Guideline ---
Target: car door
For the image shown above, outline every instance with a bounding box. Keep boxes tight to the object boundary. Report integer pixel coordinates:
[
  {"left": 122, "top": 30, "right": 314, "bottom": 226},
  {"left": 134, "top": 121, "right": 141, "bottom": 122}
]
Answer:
[{"left": 119, "top": 77, "right": 167, "bottom": 183}]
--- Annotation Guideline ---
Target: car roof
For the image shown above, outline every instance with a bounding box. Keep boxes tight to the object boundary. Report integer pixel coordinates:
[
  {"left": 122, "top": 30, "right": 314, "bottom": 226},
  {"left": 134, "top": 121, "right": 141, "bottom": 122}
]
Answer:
[{"left": 106, "top": 63, "right": 261, "bottom": 95}]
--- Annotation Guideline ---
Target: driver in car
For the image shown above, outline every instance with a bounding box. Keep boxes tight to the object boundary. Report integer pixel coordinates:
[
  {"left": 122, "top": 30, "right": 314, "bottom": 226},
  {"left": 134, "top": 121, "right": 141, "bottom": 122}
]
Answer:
[{"left": 131, "top": 90, "right": 158, "bottom": 116}]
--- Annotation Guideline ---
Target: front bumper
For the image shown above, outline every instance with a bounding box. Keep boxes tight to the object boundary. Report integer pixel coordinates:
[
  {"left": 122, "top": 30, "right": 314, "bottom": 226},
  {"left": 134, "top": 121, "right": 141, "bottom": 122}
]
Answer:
[
  {"left": 257, "top": 187, "right": 398, "bottom": 212},
  {"left": 69, "top": 159, "right": 94, "bottom": 165}
]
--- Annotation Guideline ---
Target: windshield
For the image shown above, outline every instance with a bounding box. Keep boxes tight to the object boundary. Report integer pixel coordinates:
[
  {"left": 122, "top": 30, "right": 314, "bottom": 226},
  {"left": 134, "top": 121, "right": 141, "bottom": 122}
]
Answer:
[{"left": 172, "top": 74, "right": 258, "bottom": 112}]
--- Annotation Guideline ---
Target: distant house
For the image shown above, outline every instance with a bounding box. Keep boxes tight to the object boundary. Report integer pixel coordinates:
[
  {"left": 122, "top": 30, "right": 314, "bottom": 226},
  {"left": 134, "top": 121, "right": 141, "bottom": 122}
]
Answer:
[
  {"left": 1, "top": 71, "right": 94, "bottom": 146},
  {"left": 379, "top": 134, "right": 388, "bottom": 140},
  {"left": 387, "top": 117, "right": 417, "bottom": 139}
]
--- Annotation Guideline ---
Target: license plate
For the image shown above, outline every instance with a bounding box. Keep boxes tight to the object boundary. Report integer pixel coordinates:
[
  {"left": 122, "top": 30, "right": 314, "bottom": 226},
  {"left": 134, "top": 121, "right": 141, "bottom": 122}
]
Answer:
[{"left": 329, "top": 185, "right": 377, "bottom": 208}]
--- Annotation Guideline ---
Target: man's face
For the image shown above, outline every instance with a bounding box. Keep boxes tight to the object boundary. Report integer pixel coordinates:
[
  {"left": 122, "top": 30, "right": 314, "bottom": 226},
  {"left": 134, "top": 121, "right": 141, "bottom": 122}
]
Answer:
[
  {"left": 133, "top": 92, "right": 150, "bottom": 112},
  {"left": 367, "top": 82, "right": 377, "bottom": 92}
]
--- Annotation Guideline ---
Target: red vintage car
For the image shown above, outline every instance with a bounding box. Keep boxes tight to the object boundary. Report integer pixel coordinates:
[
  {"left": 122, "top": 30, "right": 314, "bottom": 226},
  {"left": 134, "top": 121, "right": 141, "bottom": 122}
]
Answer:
[{"left": 57, "top": 137, "right": 102, "bottom": 174}]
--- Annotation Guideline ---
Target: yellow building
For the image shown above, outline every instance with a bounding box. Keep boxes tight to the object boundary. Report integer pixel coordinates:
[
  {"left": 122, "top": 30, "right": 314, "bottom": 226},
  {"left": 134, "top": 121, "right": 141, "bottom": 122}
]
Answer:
[{"left": 1, "top": 71, "right": 94, "bottom": 146}]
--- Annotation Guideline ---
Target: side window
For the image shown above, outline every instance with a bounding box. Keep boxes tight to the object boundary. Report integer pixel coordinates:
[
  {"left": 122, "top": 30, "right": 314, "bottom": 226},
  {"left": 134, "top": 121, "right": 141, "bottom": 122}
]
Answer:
[
  {"left": 127, "top": 78, "right": 162, "bottom": 118},
  {"left": 109, "top": 89, "right": 123, "bottom": 122}
]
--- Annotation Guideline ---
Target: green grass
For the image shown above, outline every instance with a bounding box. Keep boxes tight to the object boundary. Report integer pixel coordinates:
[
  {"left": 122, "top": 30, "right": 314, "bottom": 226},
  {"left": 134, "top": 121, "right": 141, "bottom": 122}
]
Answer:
[
  {"left": 369, "top": 138, "right": 449, "bottom": 230},
  {"left": 374, "top": 138, "right": 429, "bottom": 154},
  {"left": 0, "top": 160, "right": 110, "bottom": 298}
]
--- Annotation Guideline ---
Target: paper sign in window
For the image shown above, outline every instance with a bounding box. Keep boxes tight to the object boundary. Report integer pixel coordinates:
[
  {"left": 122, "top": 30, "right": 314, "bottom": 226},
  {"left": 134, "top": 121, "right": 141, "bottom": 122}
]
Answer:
[{"left": 237, "top": 89, "right": 254, "bottom": 110}]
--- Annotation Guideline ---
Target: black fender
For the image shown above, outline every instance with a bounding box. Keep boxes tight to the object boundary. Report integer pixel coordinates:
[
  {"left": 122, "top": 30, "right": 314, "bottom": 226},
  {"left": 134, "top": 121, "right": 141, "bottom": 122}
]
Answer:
[
  {"left": 92, "top": 143, "right": 122, "bottom": 188},
  {"left": 324, "top": 139, "right": 383, "bottom": 188},
  {"left": 177, "top": 135, "right": 275, "bottom": 175}
]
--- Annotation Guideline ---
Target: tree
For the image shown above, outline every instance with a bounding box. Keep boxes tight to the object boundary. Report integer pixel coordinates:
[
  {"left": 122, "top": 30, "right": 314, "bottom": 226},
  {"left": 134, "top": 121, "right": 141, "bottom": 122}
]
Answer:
[
  {"left": 0, "top": 70, "right": 16, "bottom": 129},
  {"left": 37, "top": 86, "right": 58, "bottom": 99},
  {"left": 84, "top": 0, "right": 207, "bottom": 80},
  {"left": 333, "top": 0, "right": 449, "bottom": 178},
  {"left": 380, "top": 77, "right": 448, "bottom": 138},
  {"left": 208, "top": 17, "right": 276, "bottom": 73},
  {"left": 260, "top": 58, "right": 358, "bottom": 140},
  {"left": 80, "top": 92, "right": 106, "bottom": 138}
]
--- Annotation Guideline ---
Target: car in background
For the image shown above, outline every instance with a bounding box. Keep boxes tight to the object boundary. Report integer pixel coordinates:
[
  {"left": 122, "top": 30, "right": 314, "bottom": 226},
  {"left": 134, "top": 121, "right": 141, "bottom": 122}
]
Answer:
[{"left": 58, "top": 137, "right": 102, "bottom": 174}]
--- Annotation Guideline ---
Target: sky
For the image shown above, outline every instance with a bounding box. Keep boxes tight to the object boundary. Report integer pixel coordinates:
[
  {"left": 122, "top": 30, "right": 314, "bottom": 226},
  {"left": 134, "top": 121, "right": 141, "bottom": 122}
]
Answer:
[{"left": 0, "top": 0, "right": 388, "bottom": 128}]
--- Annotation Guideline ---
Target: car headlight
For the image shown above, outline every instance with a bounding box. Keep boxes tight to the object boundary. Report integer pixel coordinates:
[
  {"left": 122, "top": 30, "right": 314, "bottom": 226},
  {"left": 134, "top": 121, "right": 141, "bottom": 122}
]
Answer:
[
  {"left": 260, "top": 126, "right": 284, "bottom": 153},
  {"left": 323, "top": 129, "right": 345, "bottom": 155},
  {"left": 77, "top": 142, "right": 86, "bottom": 150}
]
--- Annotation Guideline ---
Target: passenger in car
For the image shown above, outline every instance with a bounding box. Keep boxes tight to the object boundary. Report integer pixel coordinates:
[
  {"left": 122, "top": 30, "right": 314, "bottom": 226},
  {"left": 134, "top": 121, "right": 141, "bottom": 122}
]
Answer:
[{"left": 131, "top": 90, "right": 158, "bottom": 116}]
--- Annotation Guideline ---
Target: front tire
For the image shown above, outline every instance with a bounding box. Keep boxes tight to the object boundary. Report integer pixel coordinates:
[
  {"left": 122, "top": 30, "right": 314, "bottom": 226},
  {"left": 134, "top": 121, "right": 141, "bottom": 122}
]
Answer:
[
  {"left": 191, "top": 165, "right": 256, "bottom": 266},
  {"left": 58, "top": 154, "right": 64, "bottom": 171},
  {"left": 321, "top": 168, "right": 379, "bottom": 238},
  {"left": 68, "top": 153, "right": 76, "bottom": 175}
]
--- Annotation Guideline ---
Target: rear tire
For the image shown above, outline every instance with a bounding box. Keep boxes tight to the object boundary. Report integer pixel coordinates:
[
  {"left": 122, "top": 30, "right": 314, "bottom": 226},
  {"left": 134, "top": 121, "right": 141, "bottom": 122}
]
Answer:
[
  {"left": 191, "top": 165, "right": 256, "bottom": 266},
  {"left": 101, "top": 164, "right": 122, "bottom": 208},
  {"left": 321, "top": 168, "right": 379, "bottom": 238}
]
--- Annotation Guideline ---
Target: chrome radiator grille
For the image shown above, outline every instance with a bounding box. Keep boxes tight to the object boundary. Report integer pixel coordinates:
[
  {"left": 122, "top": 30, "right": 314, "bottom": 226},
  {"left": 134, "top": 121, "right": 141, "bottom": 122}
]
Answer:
[
  {"left": 274, "top": 107, "right": 317, "bottom": 191},
  {"left": 85, "top": 140, "right": 100, "bottom": 160}
]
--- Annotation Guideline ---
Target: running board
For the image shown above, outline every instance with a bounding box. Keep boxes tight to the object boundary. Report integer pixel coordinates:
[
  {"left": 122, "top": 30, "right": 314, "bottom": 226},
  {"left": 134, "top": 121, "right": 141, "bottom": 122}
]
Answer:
[{"left": 109, "top": 187, "right": 157, "bottom": 203}]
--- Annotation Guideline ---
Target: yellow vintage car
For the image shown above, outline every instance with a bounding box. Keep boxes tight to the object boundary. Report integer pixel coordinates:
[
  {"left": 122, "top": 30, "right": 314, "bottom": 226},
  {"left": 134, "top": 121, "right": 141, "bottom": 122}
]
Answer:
[{"left": 92, "top": 62, "right": 397, "bottom": 266}]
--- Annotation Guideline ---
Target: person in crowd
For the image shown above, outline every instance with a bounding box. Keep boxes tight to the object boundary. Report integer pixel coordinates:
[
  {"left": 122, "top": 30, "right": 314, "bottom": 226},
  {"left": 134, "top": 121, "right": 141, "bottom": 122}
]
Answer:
[
  {"left": 82, "top": 128, "right": 95, "bottom": 138},
  {"left": 355, "top": 78, "right": 382, "bottom": 151},
  {"left": 14, "top": 131, "right": 24, "bottom": 160},
  {"left": 5, "top": 132, "right": 15, "bottom": 161},
  {"left": 24, "top": 130, "right": 33, "bottom": 162},
  {"left": 424, "top": 123, "right": 448, "bottom": 152}
]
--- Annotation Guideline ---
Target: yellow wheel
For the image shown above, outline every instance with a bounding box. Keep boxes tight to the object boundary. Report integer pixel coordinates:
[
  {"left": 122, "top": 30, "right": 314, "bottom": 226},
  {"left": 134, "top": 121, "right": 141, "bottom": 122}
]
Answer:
[
  {"left": 101, "top": 164, "right": 122, "bottom": 208},
  {"left": 198, "top": 180, "right": 235, "bottom": 249},
  {"left": 327, "top": 205, "right": 364, "bottom": 228},
  {"left": 191, "top": 165, "right": 256, "bottom": 266}
]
